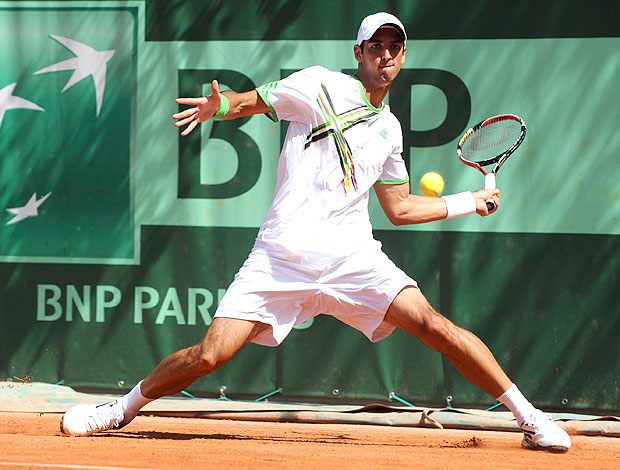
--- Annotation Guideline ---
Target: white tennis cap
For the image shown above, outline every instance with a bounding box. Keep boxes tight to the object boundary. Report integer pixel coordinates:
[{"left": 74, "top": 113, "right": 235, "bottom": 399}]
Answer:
[{"left": 356, "top": 12, "right": 407, "bottom": 46}]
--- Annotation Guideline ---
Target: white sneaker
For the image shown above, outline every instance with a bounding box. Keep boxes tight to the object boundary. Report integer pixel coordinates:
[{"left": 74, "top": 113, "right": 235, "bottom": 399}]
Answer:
[
  {"left": 60, "top": 399, "right": 130, "bottom": 436},
  {"left": 520, "top": 409, "right": 571, "bottom": 452}
]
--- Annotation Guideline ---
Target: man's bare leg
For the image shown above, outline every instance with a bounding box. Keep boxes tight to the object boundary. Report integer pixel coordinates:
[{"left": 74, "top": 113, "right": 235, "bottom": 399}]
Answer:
[
  {"left": 141, "top": 317, "right": 271, "bottom": 399},
  {"left": 383, "top": 286, "right": 571, "bottom": 451},
  {"left": 384, "top": 286, "right": 511, "bottom": 397},
  {"left": 59, "top": 317, "right": 270, "bottom": 436}
]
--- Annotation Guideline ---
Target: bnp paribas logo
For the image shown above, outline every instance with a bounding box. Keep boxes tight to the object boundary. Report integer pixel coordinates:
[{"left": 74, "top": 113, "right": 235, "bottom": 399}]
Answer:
[{"left": 0, "top": 4, "right": 137, "bottom": 263}]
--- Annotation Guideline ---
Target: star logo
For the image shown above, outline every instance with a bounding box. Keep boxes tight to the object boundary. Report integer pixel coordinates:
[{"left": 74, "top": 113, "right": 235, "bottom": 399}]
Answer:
[
  {"left": 34, "top": 35, "right": 115, "bottom": 117},
  {"left": 6, "top": 192, "right": 52, "bottom": 225},
  {"left": 0, "top": 82, "right": 44, "bottom": 130}
]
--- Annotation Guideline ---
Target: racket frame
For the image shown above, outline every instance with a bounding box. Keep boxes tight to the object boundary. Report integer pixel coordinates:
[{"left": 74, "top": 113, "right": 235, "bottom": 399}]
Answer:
[{"left": 456, "top": 114, "right": 526, "bottom": 211}]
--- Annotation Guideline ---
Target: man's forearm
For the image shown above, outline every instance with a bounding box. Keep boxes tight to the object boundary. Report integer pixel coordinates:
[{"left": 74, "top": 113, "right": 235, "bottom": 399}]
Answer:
[{"left": 218, "top": 90, "right": 269, "bottom": 120}]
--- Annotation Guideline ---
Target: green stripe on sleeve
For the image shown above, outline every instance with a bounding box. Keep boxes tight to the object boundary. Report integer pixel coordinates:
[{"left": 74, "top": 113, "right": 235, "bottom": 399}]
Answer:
[
  {"left": 255, "top": 85, "right": 279, "bottom": 122},
  {"left": 375, "top": 177, "right": 410, "bottom": 185}
]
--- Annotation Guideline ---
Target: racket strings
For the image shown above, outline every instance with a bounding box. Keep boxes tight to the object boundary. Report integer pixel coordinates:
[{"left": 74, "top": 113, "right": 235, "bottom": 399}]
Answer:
[{"left": 461, "top": 120, "right": 521, "bottom": 163}]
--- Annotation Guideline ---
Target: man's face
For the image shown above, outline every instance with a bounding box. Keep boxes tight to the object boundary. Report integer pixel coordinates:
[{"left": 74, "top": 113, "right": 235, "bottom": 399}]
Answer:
[{"left": 355, "top": 26, "right": 406, "bottom": 87}]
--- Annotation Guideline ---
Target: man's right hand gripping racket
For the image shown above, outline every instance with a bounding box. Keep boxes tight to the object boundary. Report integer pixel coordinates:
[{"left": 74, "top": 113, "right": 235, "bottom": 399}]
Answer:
[{"left": 457, "top": 114, "right": 526, "bottom": 211}]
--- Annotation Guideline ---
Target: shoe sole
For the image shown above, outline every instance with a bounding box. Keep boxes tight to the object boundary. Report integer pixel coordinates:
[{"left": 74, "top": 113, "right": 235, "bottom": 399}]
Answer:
[{"left": 521, "top": 438, "right": 569, "bottom": 453}]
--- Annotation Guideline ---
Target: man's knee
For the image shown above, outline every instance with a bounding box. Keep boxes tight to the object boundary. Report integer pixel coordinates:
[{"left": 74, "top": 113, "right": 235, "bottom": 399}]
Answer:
[
  {"left": 387, "top": 288, "right": 452, "bottom": 337},
  {"left": 418, "top": 308, "right": 457, "bottom": 341},
  {"left": 189, "top": 318, "right": 267, "bottom": 376},
  {"left": 192, "top": 346, "right": 232, "bottom": 375},
  {"left": 389, "top": 293, "right": 460, "bottom": 348}
]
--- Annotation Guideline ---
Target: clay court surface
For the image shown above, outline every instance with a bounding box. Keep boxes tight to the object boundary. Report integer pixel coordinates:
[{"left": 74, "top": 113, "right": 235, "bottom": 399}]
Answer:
[{"left": 1, "top": 412, "right": 619, "bottom": 470}]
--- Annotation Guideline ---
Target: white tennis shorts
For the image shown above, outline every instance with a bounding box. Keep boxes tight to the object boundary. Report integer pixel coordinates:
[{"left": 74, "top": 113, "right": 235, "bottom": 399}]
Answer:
[{"left": 214, "top": 241, "right": 417, "bottom": 346}]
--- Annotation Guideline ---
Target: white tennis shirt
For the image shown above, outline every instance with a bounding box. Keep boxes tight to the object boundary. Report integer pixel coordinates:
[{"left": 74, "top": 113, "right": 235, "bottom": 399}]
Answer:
[{"left": 255, "top": 66, "right": 409, "bottom": 258}]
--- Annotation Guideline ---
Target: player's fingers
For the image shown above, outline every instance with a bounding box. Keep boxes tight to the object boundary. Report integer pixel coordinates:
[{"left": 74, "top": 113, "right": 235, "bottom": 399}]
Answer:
[
  {"left": 175, "top": 97, "right": 204, "bottom": 106},
  {"left": 174, "top": 114, "right": 198, "bottom": 128},
  {"left": 484, "top": 189, "right": 499, "bottom": 205},
  {"left": 172, "top": 107, "right": 198, "bottom": 120},
  {"left": 180, "top": 120, "right": 198, "bottom": 136},
  {"left": 211, "top": 80, "right": 220, "bottom": 97},
  {"left": 481, "top": 188, "right": 499, "bottom": 199}
]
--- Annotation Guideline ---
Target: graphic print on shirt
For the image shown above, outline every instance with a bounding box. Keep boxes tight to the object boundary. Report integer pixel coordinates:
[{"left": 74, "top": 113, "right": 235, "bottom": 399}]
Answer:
[{"left": 305, "top": 83, "right": 381, "bottom": 196}]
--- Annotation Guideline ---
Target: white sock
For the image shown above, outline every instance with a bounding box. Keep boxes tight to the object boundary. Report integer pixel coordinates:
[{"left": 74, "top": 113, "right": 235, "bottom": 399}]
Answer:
[
  {"left": 120, "top": 380, "right": 153, "bottom": 421},
  {"left": 496, "top": 383, "right": 537, "bottom": 426}
]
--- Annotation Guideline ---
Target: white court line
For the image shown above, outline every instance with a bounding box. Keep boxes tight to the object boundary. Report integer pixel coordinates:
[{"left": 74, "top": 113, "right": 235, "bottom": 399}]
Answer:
[{"left": 0, "top": 463, "right": 161, "bottom": 470}]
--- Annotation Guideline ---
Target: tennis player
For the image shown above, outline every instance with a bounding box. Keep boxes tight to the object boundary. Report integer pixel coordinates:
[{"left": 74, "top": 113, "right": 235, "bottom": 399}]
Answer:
[{"left": 60, "top": 12, "right": 570, "bottom": 452}]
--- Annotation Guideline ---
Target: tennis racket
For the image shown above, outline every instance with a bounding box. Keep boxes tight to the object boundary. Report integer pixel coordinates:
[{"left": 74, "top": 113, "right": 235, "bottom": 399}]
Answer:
[{"left": 457, "top": 114, "right": 526, "bottom": 211}]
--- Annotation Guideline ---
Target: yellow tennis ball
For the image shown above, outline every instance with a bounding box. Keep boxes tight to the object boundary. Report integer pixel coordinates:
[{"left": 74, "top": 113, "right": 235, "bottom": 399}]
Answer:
[{"left": 420, "top": 172, "right": 444, "bottom": 197}]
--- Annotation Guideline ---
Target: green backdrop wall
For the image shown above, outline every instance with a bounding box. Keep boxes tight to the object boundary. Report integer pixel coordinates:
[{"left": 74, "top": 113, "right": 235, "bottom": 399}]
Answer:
[{"left": 1, "top": 0, "right": 619, "bottom": 412}]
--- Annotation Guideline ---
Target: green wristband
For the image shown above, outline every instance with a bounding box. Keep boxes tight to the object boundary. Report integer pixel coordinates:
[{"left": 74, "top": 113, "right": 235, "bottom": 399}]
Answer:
[{"left": 213, "top": 95, "right": 230, "bottom": 118}]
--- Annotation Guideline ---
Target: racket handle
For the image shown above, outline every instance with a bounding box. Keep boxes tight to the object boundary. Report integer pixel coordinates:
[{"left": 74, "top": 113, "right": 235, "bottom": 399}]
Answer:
[{"left": 485, "top": 173, "right": 496, "bottom": 211}]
